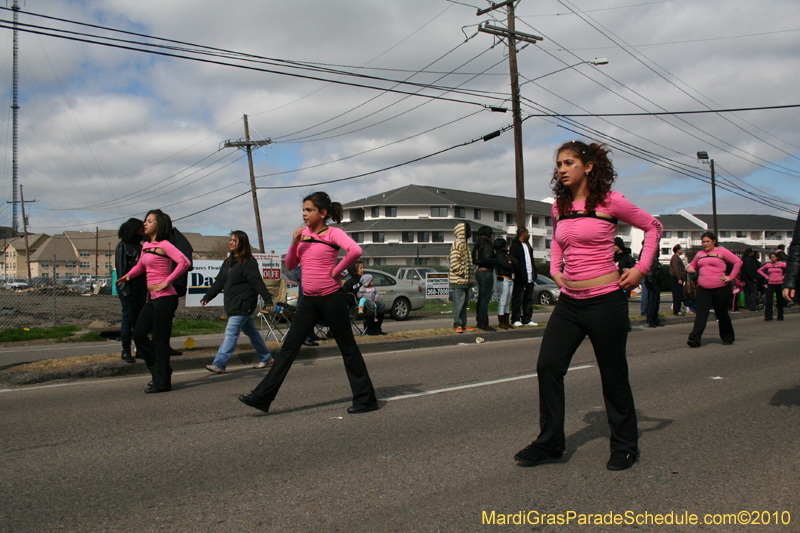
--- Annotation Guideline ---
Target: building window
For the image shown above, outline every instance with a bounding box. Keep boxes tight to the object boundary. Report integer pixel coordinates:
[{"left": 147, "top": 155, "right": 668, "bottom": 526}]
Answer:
[
  {"left": 545, "top": 216, "right": 552, "bottom": 227},
  {"left": 66, "top": 261, "right": 76, "bottom": 268},
  {"left": 661, "top": 248, "right": 670, "bottom": 256},
  {"left": 371, "top": 258, "right": 385, "bottom": 266},
  {"left": 105, "top": 262, "right": 112, "bottom": 269},
  {"left": 494, "top": 211, "right": 503, "bottom": 222},
  {"left": 105, "top": 251, "right": 113, "bottom": 257},
  {"left": 402, "top": 232, "right": 414, "bottom": 243},
  {"left": 371, "top": 206, "right": 380, "bottom": 218},
  {"left": 662, "top": 231, "right": 672, "bottom": 238},
  {"left": 372, "top": 232, "right": 385, "bottom": 243},
  {"left": 474, "top": 208, "right": 481, "bottom": 220},
  {"left": 765, "top": 231, "right": 781, "bottom": 239},
  {"left": 506, "top": 213, "right": 515, "bottom": 225},
  {"left": 677, "top": 231, "right": 688, "bottom": 238},
  {"left": 417, "top": 232, "right": 430, "bottom": 243},
  {"left": 42, "top": 262, "right": 49, "bottom": 269},
  {"left": 720, "top": 231, "right": 731, "bottom": 238},
  {"left": 531, "top": 216, "right": 539, "bottom": 226},
  {"left": 430, "top": 206, "right": 448, "bottom": 217},
  {"left": 545, "top": 239, "right": 551, "bottom": 249},
  {"left": 384, "top": 206, "right": 397, "bottom": 217},
  {"left": 79, "top": 251, "right": 91, "bottom": 258},
  {"left": 80, "top": 262, "right": 90, "bottom": 268},
  {"left": 54, "top": 262, "right": 60, "bottom": 268},
  {"left": 789, "top": 231, "right": 794, "bottom": 239},
  {"left": 352, "top": 232, "right": 364, "bottom": 243},
  {"left": 454, "top": 206, "right": 465, "bottom": 218},
  {"left": 432, "top": 231, "right": 444, "bottom": 243}
]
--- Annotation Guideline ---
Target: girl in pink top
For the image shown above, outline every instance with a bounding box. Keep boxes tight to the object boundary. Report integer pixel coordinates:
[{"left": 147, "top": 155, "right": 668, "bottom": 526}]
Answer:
[
  {"left": 515, "top": 141, "right": 659, "bottom": 472},
  {"left": 117, "top": 209, "right": 190, "bottom": 393},
  {"left": 686, "top": 232, "right": 742, "bottom": 347},
  {"left": 240, "top": 192, "right": 377, "bottom": 415},
  {"left": 757, "top": 252, "right": 786, "bottom": 321}
]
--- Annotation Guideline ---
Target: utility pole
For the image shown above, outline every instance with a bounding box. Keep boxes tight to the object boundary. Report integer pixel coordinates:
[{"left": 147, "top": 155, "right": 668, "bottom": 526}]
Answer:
[
  {"left": 19, "top": 186, "right": 32, "bottom": 284},
  {"left": 221, "top": 115, "right": 271, "bottom": 252},
  {"left": 95, "top": 226, "right": 99, "bottom": 279},
  {"left": 477, "top": 1, "right": 543, "bottom": 230},
  {"left": 696, "top": 152, "right": 719, "bottom": 236},
  {"left": 11, "top": 0, "right": 20, "bottom": 234}
]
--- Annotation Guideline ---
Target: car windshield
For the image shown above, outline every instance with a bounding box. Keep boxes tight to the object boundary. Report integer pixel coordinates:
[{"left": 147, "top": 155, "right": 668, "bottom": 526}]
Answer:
[{"left": 536, "top": 276, "right": 555, "bottom": 285}]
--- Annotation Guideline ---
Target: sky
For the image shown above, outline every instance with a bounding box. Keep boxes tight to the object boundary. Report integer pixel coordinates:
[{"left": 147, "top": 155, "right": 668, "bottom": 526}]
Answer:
[{"left": 1, "top": 0, "right": 799, "bottom": 254}]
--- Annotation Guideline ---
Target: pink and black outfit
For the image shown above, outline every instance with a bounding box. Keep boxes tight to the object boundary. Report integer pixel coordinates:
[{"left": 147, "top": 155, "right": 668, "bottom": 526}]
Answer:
[
  {"left": 251, "top": 227, "right": 377, "bottom": 410},
  {"left": 686, "top": 247, "right": 742, "bottom": 347},
  {"left": 758, "top": 260, "right": 786, "bottom": 321},
  {"left": 531, "top": 191, "right": 662, "bottom": 459},
  {"left": 126, "top": 240, "right": 191, "bottom": 391}
]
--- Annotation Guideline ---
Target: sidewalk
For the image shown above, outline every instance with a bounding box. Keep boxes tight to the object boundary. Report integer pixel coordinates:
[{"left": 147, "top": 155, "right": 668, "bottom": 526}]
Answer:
[{"left": 2, "top": 305, "right": 795, "bottom": 387}]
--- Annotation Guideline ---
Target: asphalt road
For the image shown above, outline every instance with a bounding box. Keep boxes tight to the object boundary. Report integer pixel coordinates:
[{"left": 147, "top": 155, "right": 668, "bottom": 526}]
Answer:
[
  {"left": 1, "top": 315, "right": 798, "bottom": 532},
  {"left": 0, "top": 298, "right": 682, "bottom": 367}
]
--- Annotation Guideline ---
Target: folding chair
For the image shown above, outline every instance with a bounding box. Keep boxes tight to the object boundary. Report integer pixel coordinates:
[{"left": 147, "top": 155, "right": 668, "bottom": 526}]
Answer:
[
  {"left": 258, "top": 278, "right": 294, "bottom": 343},
  {"left": 345, "top": 292, "right": 365, "bottom": 336}
]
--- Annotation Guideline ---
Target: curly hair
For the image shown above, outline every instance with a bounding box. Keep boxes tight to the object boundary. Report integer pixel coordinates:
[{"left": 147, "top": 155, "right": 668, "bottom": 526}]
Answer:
[{"left": 550, "top": 140, "right": 616, "bottom": 217}]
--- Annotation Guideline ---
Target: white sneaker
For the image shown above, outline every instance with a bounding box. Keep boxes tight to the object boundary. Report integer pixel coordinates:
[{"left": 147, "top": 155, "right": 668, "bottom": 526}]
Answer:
[
  {"left": 512, "top": 321, "right": 523, "bottom": 327},
  {"left": 525, "top": 321, "right": 538, "bottom": 326},
  {"left": 206, "top": 364, "right": 226, "bottom": 374},
  {"left": 254, "top": 359, "right": 274, "bottom": 369}
]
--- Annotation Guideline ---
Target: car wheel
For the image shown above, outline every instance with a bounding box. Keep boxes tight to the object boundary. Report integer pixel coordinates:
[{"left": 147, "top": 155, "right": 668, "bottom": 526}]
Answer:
[
  {"left": 538, "top": 291, "right": 552, "bottom": 305},
  {"left": 390, "top": 297, "right": 411, "bottom": 321}
]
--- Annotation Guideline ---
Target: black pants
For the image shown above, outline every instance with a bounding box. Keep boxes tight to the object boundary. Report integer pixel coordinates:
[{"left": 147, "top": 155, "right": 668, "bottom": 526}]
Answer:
[
  {"left": 670, "top": 276, "right": 683, "bottom": 315},
  {"left": 133, "top": 295, "right": 178, "bottom": 389},
  {"left": 532, "top": 290, "right": 637, "bottom": 456},
  {"left": 646, "top": 283, "right": 661, "bottom": 325},
  {"left": 743, "top": 279, "right": 758, "bottom": 311},
  {"left": 253, "top": 289, "right": 377, "bottom": 408},
  {"left": 511, "top": 280, "right": 534, "bottom": 323},
  {"left": 765, "top": 283, "right": 785, "bottom": 320},
  {"left": 688, "top": 286, "right": 734, "bottom": 345}
]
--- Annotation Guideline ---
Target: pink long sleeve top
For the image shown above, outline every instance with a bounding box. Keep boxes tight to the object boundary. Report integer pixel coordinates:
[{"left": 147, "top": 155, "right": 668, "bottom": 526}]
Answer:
[
  {"left": 688, "top": 247, "right": 742, "bottom": 290},
  {"left": 125, "top": 240, "right": 191, "bottom": 299},
  {"left": 550, "top": 191, "right": 663, "bottom": 299},
  {"left": 285, "top": 226, "right": 362, "bottom": 297},
  {"left": 757, "top": 261, "right": 786, "bottom": 285}
]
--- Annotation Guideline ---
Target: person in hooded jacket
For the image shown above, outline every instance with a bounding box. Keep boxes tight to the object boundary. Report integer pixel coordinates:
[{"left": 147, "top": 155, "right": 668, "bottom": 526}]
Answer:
[
  {"left": 494, "top": 237, "right": 515, "bottom": 330},
  {"left": 115, "top": 218, "right": 146, "bottom": 364},
  {"left": 473, "top": 225, "right": 497, "bottom": 332},
  {"left": 509, "top": 228, "right": 538, "bottom": 327},
  {"left": 613, "top": 237, "right": 635, "bottom": 331},
  {"left": 740, "top": 248, "right": 761, "bottom": 311},
  {"left": 645, "top": 250, "right": 665, "bottom": 328},
  {"left": 201, "top": 231, "right": 275, "bottom": 374},
  {"left": 449, "top": 222, "right": 475, "bottom": 333}
]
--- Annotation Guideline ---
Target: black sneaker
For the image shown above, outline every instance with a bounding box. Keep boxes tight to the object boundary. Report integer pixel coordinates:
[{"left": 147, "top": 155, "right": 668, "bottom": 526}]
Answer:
[
  {"left": 238, "top": 394, "right": 271, "bottom": 413},
  {"left": 513, "top": 444, "right": 562, "bottom": 466},
  {"left": 121, "top": 349, "right": 135, "bottom": 364},
  {"left": 687, "top": 339, "right": 700, "bottom": 348},
  {"left": 607, "top": 452, "right": 637, "bottom": 471}
]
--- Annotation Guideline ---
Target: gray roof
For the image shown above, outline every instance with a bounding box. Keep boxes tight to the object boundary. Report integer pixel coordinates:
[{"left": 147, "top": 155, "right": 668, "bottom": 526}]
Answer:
[
  {"left": 654, "top": 215, "right": 704, "bottom": 230},
  {"left": 30, "top": 235, "right": 79, "bottom": 261},
  {"left": 343, "top": 218, "right": 507, "bottom": 233},
  {"left": 357, "top": 243, "right": 453, "bottom": 258},
  {"left": 343, "top": 184, "right": 552, "bottom": 215},
  {"left": 692, "top": 214, "right": 795, "bottom": 231}
]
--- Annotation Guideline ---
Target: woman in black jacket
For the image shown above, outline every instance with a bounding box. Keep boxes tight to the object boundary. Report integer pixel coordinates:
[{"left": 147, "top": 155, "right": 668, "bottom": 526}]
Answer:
[
  {"left": 473, "top": 225, "right": 497, "bottom": 331},
  {"left": 115, "top": 218, "right": 146, "bottom": 363},
  {"left": 202, "top": 231, "right": 275, "bottom": 374},
  {"left": 494, "top": 238, "right": 515, "bottom": 330}
]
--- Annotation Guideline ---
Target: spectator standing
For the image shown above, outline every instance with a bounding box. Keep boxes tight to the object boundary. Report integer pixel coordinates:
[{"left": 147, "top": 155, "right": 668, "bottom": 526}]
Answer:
[
  {"left": 686, "top": 231, "right": 743, "bottom": 347},
  {"left": 115, "top": 218, "right": 146, "bottom": 364},
  {"left": 669, "top": 245, "right": 686, "bottom": 316},
  {"left": 614, "top": 237, "right": 635, "bottom": 331},
  {"left": 740, "top": 248, "right": 761, "bottom": 311},
  {"left": 645, "top": 250, "right": 665, "bottom": 328},
  {"left": 782, "top": 208, "right": 800, "bottom": 304},
  {"left": 494, "top": 238, "right": 514, "bottom": 330},
  {"left": 758, "top": 253, "right": 786, "bottom": 321},
  {"left": 514, "top": 140, "right": 662, "bottom": 471},
  {"left": 473, "top": 225, "right": 497, "bottom": 332},
  {"left": 509, "top": 228, "right": 538, "bottom": 327},
  {"left": 449, "top": 222, "right": 475, "bottom": 333},
  {"left": 201, "top": 231, "right": 275, "bottom": 374},
  {"left": 239, "top": 191, "right": 378, "bottom": 415},
  {"left": 776, "top": 244, "right": 788, "bottom": 262}
]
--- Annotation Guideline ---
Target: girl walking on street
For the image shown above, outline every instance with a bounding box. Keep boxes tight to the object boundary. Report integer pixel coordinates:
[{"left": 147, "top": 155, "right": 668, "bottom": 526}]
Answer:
[
  {"left": 514, "top": 141, "right": 662, "bottom": 471},
  {"left": 238, "top": 192, "right": 378, "bottom": 415},
  {"left": 116, "top": 210, "right": 191, "bottom": 393},
  {"left": 758, "top": 252, "right": 786, "bottom": 321},
  {"left": 202, "top": 231, "right": 275, "bottom": 374}
]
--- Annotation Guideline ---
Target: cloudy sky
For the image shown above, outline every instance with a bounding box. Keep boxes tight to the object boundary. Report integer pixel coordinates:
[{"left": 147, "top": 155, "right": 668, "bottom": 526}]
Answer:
[{"left": 1, "top": 0, "right": 799, "bottom": 253}]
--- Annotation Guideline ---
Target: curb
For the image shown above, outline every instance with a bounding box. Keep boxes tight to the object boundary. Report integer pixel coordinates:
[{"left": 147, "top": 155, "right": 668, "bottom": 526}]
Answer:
[{"left": 2, "top": 307, "right": 795, "bottom": 387}]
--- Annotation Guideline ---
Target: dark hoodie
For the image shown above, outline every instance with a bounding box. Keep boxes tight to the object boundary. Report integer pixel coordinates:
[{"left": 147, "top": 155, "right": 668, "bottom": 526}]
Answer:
[
  {"left": 472, "top": 226, "right": 497, "bottom": 269},
  {"left": 345, "top": 263, "right": 363, "bottom": 295}
]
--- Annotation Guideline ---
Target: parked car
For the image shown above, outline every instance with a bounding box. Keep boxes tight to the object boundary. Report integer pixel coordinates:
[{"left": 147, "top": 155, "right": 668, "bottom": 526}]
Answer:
[
  {"left": 395, "top": 267, "right": 440, "bottom": 289},
  {"left": 4, "top": 278, "right": 29, "bottom": 290},
  {"left": 533, "top": 275, "right": 560, "bottom": 305},
  {"left": 29, "top": 277, "right": 53, "bottom": 288},
  {"left": 343, "top": 269, "right": 427, "bottom": 320}
]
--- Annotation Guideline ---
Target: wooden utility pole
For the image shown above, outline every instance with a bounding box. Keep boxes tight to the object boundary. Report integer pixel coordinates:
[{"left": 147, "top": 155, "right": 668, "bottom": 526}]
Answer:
[
  {"left": 477, "top": 2, "right": 543, "bottom": 231},
  {"left": 19, "top": 185, "right": 32, "bottom": 284},
  {"left": 95, "top": 226, "right": 99, "bottom": 279},
  {"left": 709, "top": 159, "right": 718, "bottom": 237},
  {"left": 221, "top": 115, "right": 271, "bottom": 252}
]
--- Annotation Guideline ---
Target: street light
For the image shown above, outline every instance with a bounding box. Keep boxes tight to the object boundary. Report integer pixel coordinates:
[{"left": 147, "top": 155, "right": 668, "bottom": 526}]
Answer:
[
  {"left": 697, "top": 151, "right": 719, "bottom": 237},
  {"left": 519, "top": 58, "right": 609, "bottom": 87}
]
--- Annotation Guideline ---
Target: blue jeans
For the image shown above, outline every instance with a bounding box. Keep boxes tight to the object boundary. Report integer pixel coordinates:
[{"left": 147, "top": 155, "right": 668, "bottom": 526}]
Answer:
[
  {"left": 451, "top": 287, "right": 469, "bottom": 327},
  {"left": 639, "top": 282, "right": 649, "bottom": 315},
  {"left": 212, "top": 315, "right": 272, "bottom": 370},
  {"left": 497, "top": 277, "right": 513, "bottom": 314},
  {"left": 475, "top": 269, "right": 494, "bottom": 321}
]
